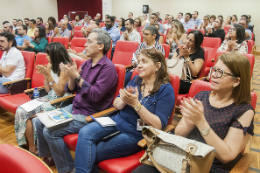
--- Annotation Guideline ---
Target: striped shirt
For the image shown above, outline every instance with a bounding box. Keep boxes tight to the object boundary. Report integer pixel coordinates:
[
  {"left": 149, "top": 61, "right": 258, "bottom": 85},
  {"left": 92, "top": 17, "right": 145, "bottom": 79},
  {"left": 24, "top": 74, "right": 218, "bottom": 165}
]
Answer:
[{"left": 119, "top": 29, "right": 141, "bottom": 44}]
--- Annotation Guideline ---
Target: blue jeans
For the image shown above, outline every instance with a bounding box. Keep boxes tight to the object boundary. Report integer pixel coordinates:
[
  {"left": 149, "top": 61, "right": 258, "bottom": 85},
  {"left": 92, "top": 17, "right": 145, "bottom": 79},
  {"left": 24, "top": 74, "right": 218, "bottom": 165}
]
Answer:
[
  {"left": 0, "top": 77, "right": 11, "bottom": 94},
  {"left": 75, "top": 121, "right": 142, "bottom": 173},
  {"left": 34, "top": 104, "right": 88, "bottom": 173}
]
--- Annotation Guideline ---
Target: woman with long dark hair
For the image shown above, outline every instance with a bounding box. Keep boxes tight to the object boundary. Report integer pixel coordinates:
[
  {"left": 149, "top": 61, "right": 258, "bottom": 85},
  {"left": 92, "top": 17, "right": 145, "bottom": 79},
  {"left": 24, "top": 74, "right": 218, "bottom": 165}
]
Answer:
[{"left": 15, "top": 42, "right": 72, "bottom": 155}]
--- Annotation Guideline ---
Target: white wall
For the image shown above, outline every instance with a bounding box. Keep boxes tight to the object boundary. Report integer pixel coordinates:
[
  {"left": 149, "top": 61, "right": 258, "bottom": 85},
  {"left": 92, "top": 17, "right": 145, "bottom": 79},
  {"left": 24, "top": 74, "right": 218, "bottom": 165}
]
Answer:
[
  {"left": 112, "top": 0, "right": 259, "bottom": 45},
  {"left": 0, "top": 0, "right": 58, "bottom": 27},
  {"left": 102, "top": 0, "right": 113, "bottom": 21}
]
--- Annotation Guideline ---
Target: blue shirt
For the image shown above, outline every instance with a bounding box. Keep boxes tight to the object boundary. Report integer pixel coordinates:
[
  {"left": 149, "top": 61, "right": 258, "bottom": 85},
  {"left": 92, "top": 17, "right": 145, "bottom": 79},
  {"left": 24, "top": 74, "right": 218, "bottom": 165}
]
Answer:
[
  {"left": 102, "top": 26, "right": 121, "bottom": 47},
  {"left": 112, "top": 75, "right": 175, "bottom": 140},
  {"left": 182, "top": 21, "right": 195, "bottom": 33},
  {"left": 190, "top": 18, "right": 202, "bottom": 27},
  {"left": 15, "top": 35, "right": 32, "bottom": 46},
  {"left": 144, "top": 22, "right": 164, "bottom": 33},
  {"left": 113, "top": 22, "right": 119, "bottom": 28}
]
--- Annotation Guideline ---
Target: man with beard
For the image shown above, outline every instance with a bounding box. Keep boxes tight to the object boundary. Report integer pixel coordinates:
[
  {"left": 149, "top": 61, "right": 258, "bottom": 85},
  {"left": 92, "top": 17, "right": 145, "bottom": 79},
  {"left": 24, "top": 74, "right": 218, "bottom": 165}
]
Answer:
[
  {"left": 102, "top": 16, "right": 120, "bottom": 59},
  {"left": 15, "top": 25, "right": 32, "bottom": 49},
  {"left": 72, "top": 15, "right": 82, "bottom": 26},
  {"left": 120, "top": 18, "right": 141, "bottom": 43},
  {"left": 2, "top": 22, "right": 13, "bottom": 34},
  {"left": 24, "top": 18, "right": 30, "bottom": 28},
  {"left": 0, "top": 32, "right": 25, "bottom": 94}
]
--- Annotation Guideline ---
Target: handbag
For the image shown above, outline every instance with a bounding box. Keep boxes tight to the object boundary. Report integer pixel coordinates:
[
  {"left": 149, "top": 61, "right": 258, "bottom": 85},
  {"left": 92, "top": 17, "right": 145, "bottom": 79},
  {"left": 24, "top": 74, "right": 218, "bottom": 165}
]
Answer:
[
  {"left": 140, "top": 126, "right": 216, "bottom": 173},
  {"left": 166, "top": 58, "right": 192, "bottom": 81}
]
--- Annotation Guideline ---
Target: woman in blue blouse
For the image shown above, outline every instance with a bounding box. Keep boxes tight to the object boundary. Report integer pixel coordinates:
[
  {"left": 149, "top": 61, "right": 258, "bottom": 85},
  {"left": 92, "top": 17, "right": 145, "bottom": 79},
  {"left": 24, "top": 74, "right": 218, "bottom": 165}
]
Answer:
[
  {"left": 22, "top": 26, "right": 48, "bottom": 53},
  {"left": 74, "top": 48, "right": 176, "bottom": 173}
]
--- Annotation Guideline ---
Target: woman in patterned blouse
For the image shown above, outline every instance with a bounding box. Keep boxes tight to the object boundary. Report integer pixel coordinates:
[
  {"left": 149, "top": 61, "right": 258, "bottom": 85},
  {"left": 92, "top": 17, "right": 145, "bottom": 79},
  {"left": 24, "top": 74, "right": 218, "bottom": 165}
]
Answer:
[{"left": 218, "top": 24, "right": 248, "bottom": 53}]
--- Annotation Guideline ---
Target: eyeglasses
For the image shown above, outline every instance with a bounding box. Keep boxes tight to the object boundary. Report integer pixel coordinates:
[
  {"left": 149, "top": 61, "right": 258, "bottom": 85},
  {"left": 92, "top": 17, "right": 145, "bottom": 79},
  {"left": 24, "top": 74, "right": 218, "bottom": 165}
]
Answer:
[
  {"left": 210, "top": 67, "right": 235, "bottom": 78},
  {"left": 229, "top": 28, "right": 236, "bottom": 31}
]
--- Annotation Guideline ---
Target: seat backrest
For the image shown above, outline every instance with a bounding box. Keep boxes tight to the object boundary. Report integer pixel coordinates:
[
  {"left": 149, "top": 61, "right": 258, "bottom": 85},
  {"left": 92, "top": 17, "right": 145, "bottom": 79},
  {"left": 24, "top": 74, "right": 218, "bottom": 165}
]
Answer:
[
  {"left": 247, "top": 40, "right": 255, "bottom": 54},
  {"left": 106, "top": 40, "right": 113, "bottom": 59},
  {"left": 73, "top": 30, "right": 84, "bottom": 38},
  {"left": 46, "top": 36, "right": 52, "bottom": 43},
  {"left": 224, "top": 26, "right": 231, "bottom": 32},
  {"left": 0, "top": 50, "right": 4, "bottom": 59},
  {"left": 251, "top": 33, "right": 254, "bottom": 41},
  {"left": 187, "top": 29, "right": 205, "bottom": 35},
  {"left": 74, "top": 26, "right": 83, "bottom": 31},
  {"left": 216, "top": 51, "right": 255, "bottom": 77},
  {"left": 31, "top": 53, "right": 49, "bottom": 88},
  {"left": 70, "top": 38, "right": 87, "bottom": 51},
  {"left": 114, "top": 64, "right": 126, "bottom": 99},
  {"left": 112, "top": 40, "right": 139, "bottom": 66},
  {"left": 251, "top": 92, "right": 257, "bottom": 110},
  {"left": 71, "top": 57, "right": 85, "bottom": 70},
  {"left": 162, "top": 44, "right": 170, "bottom": 58},
  {"left": 20, "top": 51, "right": 35, "bottom": 79},
  {"left": 201, "top": 46, "right": 218, "bottom": 69},
  {"left": 160, "top": 34, "right": 166, "bottom": 44},
  {"left": 53, "top": 37, "right": 69, "bottom": 49},
  {"left": 201, "top": 37, "right": 222, "bottom": 48},
  {"left": 139, "top": 32, "right": 143, "bottom": 42},
  {"left": 197, "top": 48, "right": 208, "bottom": 78}
]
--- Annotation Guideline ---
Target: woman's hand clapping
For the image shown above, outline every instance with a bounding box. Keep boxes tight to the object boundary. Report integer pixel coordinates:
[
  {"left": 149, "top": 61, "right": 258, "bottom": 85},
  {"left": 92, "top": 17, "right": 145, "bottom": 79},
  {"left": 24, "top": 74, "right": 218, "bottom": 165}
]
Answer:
[{"left": 119, "top": 86, "right": 139, "bottom": 107}]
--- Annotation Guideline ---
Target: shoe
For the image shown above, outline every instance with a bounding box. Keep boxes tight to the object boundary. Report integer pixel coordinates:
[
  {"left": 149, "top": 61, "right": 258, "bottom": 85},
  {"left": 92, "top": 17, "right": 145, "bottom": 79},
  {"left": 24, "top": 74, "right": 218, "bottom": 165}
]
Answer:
[{"left": 43, "top": 156, "right": 55, "bottom": 167}]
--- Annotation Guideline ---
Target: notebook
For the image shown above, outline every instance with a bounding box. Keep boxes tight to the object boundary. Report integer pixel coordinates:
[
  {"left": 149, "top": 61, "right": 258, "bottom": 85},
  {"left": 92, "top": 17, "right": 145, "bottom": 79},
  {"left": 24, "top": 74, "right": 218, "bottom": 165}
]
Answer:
[{"left": 92, "top": 116, "right": 116, "bottom": 127}]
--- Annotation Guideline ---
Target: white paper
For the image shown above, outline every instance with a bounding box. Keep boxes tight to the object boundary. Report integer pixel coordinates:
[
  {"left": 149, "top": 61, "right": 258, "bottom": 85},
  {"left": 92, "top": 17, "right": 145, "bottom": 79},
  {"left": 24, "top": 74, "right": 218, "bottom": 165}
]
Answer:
[
  {"left": 37, "top": 111, "right": 73, "bottom": 128},
  {"left": 20, "top": 99, "right": 45, "bottom": 112},
  {"left": 95, "top": 117, "right": 116, "bottom": 127}
]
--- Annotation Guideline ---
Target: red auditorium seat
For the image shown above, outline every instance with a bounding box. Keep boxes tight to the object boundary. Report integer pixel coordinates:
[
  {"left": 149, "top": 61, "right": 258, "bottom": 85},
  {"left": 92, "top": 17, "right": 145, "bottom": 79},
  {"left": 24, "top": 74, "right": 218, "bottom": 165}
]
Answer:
[
  {"left": 46, "top": 36, "right": 52, "bottom": 43},
  {"left": 73, "top": 30, "right": 84, "bottom": 38},
  {"left": 0, "top": 144, "right": 52, "bottom": 173},
  {"left": 112, "top": 40, "right": 139, "bottom": 66},
  {"left": 98, "top": 73, "right": 180, "bottom": 173},
  {"left": 187, "top": 29, "right": 205, "bottom": 35},
  {"left": 139, "top": 32, "right": 143, "bottom": 42},
  {"left": 160, "top": 34, "right": 167, "bottom": 43},
  {"left": 70, "top": 38, "right": 87, "bottom": 53},
  {"left": 74, "top": 26, "right": 83, "bottom": 31},
  {"left": 162, "top": 43, "right": 170, "bottom": 58},
  {"left": 247, "top": 40, "right": 255, "bottom": 54},
  {"left": 106, "top": 40, "right": 113, "bottom": 59},
  {"left": 0, "top": 50, "right": 3, "bottom": 58},
  {"left": 63, "top": 64, "right": 126, "bottom": 151},
  {"left": 224, "top": 26, "right": 231, "bottom": 32},
  {"left": 53, "top": 37, "right": 69, "bottom": 49},
  {"left": 99, "top": 22, "right": 105, "bottom": 27},
  {"left": 251, "top": 33, "right": 254, "bottom": 41}
]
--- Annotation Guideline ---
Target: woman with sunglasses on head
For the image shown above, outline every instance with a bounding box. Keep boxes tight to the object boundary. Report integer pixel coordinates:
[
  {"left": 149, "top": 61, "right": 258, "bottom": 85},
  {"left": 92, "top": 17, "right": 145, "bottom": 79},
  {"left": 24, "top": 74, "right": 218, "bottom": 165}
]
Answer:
[
  {"left": 134, "top": 52, "right": 254, "bottom": 173},
  {"left": 14, "top": 42, "right": 72, "bottom": 155},
  {"left": 74, "top": 48, "right": 175, "bottom": 173},
  {"left": 218, "top": 24, "right": 248, "bottom": 53}
]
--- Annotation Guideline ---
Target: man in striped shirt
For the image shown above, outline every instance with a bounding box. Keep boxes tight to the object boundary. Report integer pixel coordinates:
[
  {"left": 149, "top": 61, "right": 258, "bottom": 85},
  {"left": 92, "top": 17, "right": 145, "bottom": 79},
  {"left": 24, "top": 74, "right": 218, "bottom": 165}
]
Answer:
[{"left": 119, "top": 18, "right": 141, "bottom": 44}]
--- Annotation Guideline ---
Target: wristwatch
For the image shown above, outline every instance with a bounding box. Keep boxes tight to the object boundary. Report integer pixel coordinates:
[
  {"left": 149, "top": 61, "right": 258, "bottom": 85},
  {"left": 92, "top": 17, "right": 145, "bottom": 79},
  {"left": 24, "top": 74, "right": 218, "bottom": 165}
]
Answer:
[
  {"left": 74, "top": 76, "right": 82, "bottom": 84},
  {"left": 200, "top": 127, "right": 211, "bottom": 136},
  {"left": 185, "top": 58, "right": 190, "bottom": 63},
  {"left": 49, "top": 81, "right": 55, "bottom": 86},
  {"left": 133, "top": 102, "right": 142, "bottom": 112}
]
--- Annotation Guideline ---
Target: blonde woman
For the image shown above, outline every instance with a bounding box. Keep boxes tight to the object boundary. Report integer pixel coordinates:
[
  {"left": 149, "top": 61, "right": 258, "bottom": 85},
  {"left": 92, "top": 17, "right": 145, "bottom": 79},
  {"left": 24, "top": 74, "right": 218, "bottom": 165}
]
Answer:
[{"left": 166, "top": 20, "right": 187, "bottom": 57}]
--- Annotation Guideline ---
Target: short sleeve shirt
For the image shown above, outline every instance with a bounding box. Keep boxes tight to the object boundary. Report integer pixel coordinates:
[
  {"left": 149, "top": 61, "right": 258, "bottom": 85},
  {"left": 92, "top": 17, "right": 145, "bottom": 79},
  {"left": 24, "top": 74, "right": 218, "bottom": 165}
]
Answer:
[{"left": 15, "top": 35, "right": 32, "bottom": 46}]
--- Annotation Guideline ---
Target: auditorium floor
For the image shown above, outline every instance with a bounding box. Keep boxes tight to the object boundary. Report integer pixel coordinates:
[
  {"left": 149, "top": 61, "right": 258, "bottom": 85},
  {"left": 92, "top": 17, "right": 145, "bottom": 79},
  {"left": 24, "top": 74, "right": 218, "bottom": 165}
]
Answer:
[{"left": 0, "top": 53, "right": 260, "bottom": 173}]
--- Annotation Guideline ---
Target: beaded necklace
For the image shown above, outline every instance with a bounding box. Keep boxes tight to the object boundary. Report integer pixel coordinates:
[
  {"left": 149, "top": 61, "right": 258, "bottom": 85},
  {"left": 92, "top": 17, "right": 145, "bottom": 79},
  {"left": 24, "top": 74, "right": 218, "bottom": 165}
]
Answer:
[{"left": 140, "top": 83, "right": 150, "bottom": 105}]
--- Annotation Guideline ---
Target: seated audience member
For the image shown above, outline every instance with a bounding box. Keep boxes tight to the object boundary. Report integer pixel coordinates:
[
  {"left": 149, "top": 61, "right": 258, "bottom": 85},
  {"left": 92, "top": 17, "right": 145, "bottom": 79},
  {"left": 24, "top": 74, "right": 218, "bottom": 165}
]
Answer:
[
  {"left": 164, "top": 14, "right": 169, "bottom": 23},
  {"left": 13, "top": 19, "right": 18, "bottom": 31},
  {"left": 90, "top": 19, "right": 100, "bottom": 26},
  {"left": 22, "top": 27, "right": 48, "bottom": 53},
  {"left": 142, "top": 13, "right": 149, "bottom": 27},
  {"left": 15, "top": 42, "right": 72, "bottom": 155},
  {"left": 134, "top": 18, "right": 143, "bottom": 32},
  {"left": 224, "top": 16, "right": 232, "bottom": 26},
  {"left": 205, "top": 18, "right": 225, "bottom": 42},
  {"left": 218, "top": 24, "right": 248, "bottom": 53},
  {"left": 81, "top": 24, "right": 98, "bottom": 38},
  {"left": 82, "top": 15, "right": 91, "bottom": 27},
  {"left": 166, "top": 20, "right": 187, "bottom": 57},
  {"left": 3, "top": 22, "right": 13, "bottom": 34},
  {"left": 113, "top": 16, "right": 119, "bottom": 28},
  {"left": 143, "top": 13, "right": 164, "bottom": 33},
  {"left": 14, "top": 19, "right": 23, "bottom": 35},
  {"left": 48, "top": 17, "right": 58, "bottom": 28},
  {"left": 157, "top": 12, "right": 162, "bottom": 22},
  {"left": 134, "top": 52, "right": 254, "bottom": 173},
  {"left": 73, "top": 15, "right": 82, "bottom": 26},
  {"left": 172, "top": 30, "right": 204, "bottom": 94},
  {"left": 218, "top": 15, "right": 224, "bottom": 21},
  {"left": 198, "top": 15, "right": 211, "bottom": 30},
  {"left": 45, "top": 21, "right": 54, "bottom": 37},
  {"left": 24, "top": 18, "right": 30, "bottom": 28},
  {"left": 36, "top": 17, "right": 45, "bottom": 28},
  {"left": 75, "top": 48, "right": 175, "bottom": 173},
  {"left": 164, "top": 15, "right": 173, "bottom": 34},
  {"left": 120, "top": 18, "right": 141, "bottom": 44},
  {"left": 118, "top": 18, "right": 126, "bottom": 32},
  {"left": 177, "top": 12, "right": 184, "bottom": 23},
  {"left": 190, "top": 11, "right": 202, "bottom": 29},
  {"left": 0, "top": 32, "right": 25, "bottom": 94},
  {"left": 15, "top": 25, "right": 32, "bottom": 49},
  {"left": 240, "top": 15, "right": 253, "bottom": 32},
  {"left": 248, "top": 15, "right": 254, "bottom": 27},
  {"left": 60, "top": 14, "right": 69, "bottom": 23},
  {"left": 53, "top": 21, "right": 71, "bottom": 39},
  {"left": 64, "top": 17, "right": 73, "bottom": 31},
  {"left": 125, "top": 25, "right": 165, "bottom": 86},
  {"left": 209, "top": 15, "right": 216, "bottom": 26},
  {"left": 103, "top": 16, "right": 121, "bottom": 58},
  {"left": 231, "top": 14, "right": 238, "bottom": 25},
  {"left": 96, "top": 13, "right": 102, "bottom": 22},
  {"left": 27, "top": 19, "right": 36, "bottom": 37},
  {"left": 239, "top": 19, "right": 252, "bottom": 40},
  {"left": 34, "top": 29, "right": 118, "bottom": 173},
  {"left": 153, "top": 24, "right": 164, "bottom": 44},
  {"left": 128, "top": 12, "right": 134, "bottom": 19},
  {"left": 182, "top": 13, "right": 195, "bottom": 33}
]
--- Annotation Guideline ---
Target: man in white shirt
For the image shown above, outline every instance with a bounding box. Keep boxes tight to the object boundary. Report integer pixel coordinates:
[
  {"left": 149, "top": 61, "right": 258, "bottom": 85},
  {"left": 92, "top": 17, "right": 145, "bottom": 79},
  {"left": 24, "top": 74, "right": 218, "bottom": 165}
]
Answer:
[
  {"left": 120, "top": 18, "right": 141, "bottom": 44},
  {"left": 164, "top": 15, "right": 173, "bottom": 34},
  {"left": 82, "top": 15, "right": 91, "bottom": 27},
  {"left": 177, "top": 12, "right": 184, "bottom": 23},
  {"left": 0, "top": 32, "right": 25, "bottom": 93}
]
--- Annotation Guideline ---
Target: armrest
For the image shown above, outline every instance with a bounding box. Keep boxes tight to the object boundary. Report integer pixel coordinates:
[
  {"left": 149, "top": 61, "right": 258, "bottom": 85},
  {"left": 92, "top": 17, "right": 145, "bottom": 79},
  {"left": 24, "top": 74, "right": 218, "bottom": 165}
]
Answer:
[
  {"left": 125, "top": 65, "right": 134, "bottom": 69},
  {"left": 24, "top": 86, "right": 45, "bottom": 94},
  {"left": 230, "top": 153, "right": 253, "bottom": 173},
  {"left": 2, "top": 78, "right": 31, "bottom": 86},
  {"left": 138, "top": 125, "right": 176, "bottom": 148},
  {"left": 85, "top": 107, "right": 118, "bottom": 122},
  {"left": 50, "top": 94, "right": 76, "bottom": 105},
  {"left": 190, "top": 77, "right": 209, "bottom": 83}
]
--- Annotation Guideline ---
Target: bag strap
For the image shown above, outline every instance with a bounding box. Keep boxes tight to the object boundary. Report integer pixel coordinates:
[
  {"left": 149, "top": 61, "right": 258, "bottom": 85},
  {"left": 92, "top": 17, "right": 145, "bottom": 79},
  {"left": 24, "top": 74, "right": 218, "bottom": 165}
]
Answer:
[{"left": 167, "top": 58, "right": 180, "bottom": 68}]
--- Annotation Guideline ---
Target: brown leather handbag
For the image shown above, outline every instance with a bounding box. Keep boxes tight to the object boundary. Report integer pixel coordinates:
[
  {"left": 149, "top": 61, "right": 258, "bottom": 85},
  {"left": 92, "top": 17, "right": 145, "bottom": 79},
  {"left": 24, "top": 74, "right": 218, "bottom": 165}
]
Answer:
[{"left": 140, "top": 126, "right": 216, "bottom": 173}]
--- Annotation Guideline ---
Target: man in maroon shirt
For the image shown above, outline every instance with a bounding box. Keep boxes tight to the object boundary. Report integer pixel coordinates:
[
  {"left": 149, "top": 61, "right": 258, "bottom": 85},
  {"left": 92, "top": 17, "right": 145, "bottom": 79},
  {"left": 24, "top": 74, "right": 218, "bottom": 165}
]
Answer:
[{"left": 34, "top": 28, "right": 118, "bottom": 173}]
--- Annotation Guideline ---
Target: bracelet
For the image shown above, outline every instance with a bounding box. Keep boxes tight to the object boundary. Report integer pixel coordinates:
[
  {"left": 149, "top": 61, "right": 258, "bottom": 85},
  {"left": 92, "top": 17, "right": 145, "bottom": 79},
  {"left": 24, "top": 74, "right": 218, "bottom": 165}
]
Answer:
[{"left": 44, "top": 81, "right": 49, "bottom": 85}]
